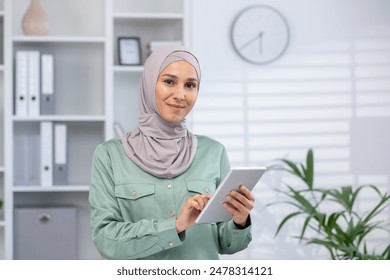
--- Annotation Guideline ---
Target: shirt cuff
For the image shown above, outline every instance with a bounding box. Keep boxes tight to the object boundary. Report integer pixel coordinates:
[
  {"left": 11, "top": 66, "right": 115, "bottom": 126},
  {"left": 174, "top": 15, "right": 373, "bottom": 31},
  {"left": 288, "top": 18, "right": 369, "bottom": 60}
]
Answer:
[
  {"left": 156, "top": 217, "right": 184, "bottom": 250},
  {"left": 233, "top": 215, "right": 252, "bottom": 229},
  {"left": 229, "top": 217, "right": 252, "bottom": 235}
]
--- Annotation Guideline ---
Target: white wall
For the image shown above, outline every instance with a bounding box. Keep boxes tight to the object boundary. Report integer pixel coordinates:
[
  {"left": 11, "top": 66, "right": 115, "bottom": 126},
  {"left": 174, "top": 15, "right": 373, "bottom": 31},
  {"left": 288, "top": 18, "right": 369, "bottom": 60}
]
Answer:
[{"left": 189, "top": 0, "right": 390, "bottom": 259}]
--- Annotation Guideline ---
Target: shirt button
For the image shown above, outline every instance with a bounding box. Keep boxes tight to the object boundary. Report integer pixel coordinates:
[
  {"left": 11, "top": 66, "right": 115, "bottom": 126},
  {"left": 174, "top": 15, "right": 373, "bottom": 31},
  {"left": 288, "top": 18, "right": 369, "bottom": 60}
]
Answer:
[
  {"left": 204, "top": 188, "right": 210, "bottom": 193},
  {"left": 131, "top": 191, "right": 137, "bottom": 197},
  {"left": 167, "top": 184, "right": 172, "bottom": 189},
  {"left": 168, "top": 242, "right": 174, "bottom": 247},
  {"left": 169, "top": 211, "right": 175, "bottom": 217}
]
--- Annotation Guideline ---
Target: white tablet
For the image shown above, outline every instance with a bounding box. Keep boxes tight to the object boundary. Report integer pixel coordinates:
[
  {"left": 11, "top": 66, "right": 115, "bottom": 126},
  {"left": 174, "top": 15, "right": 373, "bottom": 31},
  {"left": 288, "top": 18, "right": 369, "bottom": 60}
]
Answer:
[{"left": 195, "top": 167, "right": 267, "bottom": 224}]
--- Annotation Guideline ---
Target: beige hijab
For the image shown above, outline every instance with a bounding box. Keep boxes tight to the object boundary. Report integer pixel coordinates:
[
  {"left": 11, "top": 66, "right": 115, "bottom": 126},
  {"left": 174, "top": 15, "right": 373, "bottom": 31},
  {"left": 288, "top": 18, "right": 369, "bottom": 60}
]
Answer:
[{"left": 121, "top": 45, "right": 201, "bottom": 179}]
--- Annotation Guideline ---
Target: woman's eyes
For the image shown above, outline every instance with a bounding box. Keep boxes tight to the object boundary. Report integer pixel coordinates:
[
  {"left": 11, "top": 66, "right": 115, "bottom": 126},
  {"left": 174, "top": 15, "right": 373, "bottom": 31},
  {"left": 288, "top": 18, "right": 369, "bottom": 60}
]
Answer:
[
  {"left": 163, "top": 79, "right": 174, "bottom": 85},
  {"left": 163, "top": 80, "right": 197, "bottom": 89},
  {"left": 186, "top": 82, "right": 197, "bottom": 89}
]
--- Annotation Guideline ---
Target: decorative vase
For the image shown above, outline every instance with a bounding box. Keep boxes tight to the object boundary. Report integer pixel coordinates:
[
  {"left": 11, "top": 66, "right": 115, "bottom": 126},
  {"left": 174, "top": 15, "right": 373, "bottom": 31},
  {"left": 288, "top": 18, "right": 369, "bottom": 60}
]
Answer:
[{"left": 21, "top": 0, "right": 49, "bottom": 36}]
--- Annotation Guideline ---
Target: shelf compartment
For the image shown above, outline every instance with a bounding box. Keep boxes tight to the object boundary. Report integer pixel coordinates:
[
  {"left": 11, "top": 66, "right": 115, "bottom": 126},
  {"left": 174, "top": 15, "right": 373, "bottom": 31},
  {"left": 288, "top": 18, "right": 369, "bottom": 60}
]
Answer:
[
  {"left": 113, "top": 72, "right": 142, "bottom": 135},
  {"left": 13, "top": 0, "right": 104, "bottom": 37},
  {"left": 13, "top": 121, "right": 104, "bottom": 187},
  {"left": 13, "top": 42, "right": 104, "bottom": 116},
  {"left": 113, "top": 18, "right": 183, "bottom": 65},
  {"left": 14, "top": 192, "right": 100, "bottom": 259}
]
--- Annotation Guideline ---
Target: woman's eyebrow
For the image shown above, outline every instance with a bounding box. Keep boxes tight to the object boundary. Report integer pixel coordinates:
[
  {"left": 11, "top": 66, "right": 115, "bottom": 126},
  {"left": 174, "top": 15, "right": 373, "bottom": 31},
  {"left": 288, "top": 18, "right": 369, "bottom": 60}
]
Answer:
[
  {"left": 161, "top": 73, "right": 198, "bottom": 82},
  {"left": 187, "top": 77, "right": 199, "bottom": 83},
  {"left": 161, "top": 73, "right": 177, "bottom": 79}
]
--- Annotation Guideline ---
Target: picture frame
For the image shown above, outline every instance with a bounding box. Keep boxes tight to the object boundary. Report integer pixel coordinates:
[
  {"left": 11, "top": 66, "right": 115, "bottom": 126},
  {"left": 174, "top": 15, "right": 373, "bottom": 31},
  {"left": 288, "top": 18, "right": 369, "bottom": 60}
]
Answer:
[{"left": 118, "top": 37, "right": 142, "bottom": 65}]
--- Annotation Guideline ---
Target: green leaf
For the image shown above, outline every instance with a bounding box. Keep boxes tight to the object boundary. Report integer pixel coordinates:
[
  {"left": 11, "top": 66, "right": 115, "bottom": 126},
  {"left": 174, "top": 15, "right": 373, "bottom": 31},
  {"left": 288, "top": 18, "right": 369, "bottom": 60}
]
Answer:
[
  {"left": 299, "top": 163, "right": 310, "bottom": 188},
  {"left": 316, "top": 212, "right": 326, "bottom": 229},
  {"left": 274, "top": 211, "right": 303, "bottom": 237},
  {"left": 305, "top": 149, "right": 314, "bottom": 189},
  {"left": 299, "top": 216, "right": 312, "bottom": 243},
  {"left": 280, "top": 159, "right": 304, "bottom": 179},
  {"left": 323, "top": 212, "right": 344, "bottom": 237},
  {"left": 382, "top": 244, "right": 390, "bottom": 260},
  {"left": 327, "top": 186, "right": 361, "bottom": 212},
  {"left": 361, "top": 188, "right": 390, "bottom": 225},
  {"left": 333, "top": 223, "right": 352, "bottom": 245},
  {"left": 287, "top": 185, "right": 316, "bottom": 214}
]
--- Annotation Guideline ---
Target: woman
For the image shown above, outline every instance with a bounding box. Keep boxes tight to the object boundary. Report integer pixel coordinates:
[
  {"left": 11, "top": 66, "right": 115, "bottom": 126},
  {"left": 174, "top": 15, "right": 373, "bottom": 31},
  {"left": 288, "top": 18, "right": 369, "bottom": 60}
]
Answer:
[{"left": 89, "top": 45, "right": 255, "bottom": 259}]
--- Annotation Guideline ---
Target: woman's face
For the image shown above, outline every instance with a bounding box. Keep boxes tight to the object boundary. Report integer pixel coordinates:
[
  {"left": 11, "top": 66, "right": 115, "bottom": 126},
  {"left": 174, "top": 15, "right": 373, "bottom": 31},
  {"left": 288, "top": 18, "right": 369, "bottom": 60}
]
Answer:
[{"left": 155, "top": 60, "right": 199, "bottom": 123}]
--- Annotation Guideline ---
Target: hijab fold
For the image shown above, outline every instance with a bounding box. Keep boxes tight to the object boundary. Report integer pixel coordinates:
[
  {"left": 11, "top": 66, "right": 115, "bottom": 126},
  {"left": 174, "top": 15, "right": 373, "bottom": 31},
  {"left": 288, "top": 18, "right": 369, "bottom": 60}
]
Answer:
[{"left": 121, "top": 45, "right": 201, "bottom": 179}]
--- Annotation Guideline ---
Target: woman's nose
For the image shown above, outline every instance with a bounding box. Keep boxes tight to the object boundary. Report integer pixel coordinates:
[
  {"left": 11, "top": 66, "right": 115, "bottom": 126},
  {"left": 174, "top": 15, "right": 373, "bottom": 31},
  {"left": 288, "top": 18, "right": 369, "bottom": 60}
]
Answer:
[{"left": 173, "top": 87, "right": 185, "bottom": 101}]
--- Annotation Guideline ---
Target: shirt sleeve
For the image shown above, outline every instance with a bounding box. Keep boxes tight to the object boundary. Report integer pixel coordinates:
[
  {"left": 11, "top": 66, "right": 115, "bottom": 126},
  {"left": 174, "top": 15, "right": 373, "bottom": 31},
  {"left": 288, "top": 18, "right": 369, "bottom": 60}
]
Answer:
[
  {"left": 217, "top": 219, "right": 252, "bottom": 254},
  {"left": 89, "top": 143, "right": 184, "bottom": 259},
  {"left": 216, "top": 146, "right": 253, "bottom": 254}
]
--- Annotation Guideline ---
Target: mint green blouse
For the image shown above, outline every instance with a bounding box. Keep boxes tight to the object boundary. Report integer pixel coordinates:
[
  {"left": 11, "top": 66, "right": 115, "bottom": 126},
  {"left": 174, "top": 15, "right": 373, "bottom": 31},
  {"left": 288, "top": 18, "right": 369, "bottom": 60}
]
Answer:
[{"left": 89, "top": 135, "right": 252, "bottom": 260}]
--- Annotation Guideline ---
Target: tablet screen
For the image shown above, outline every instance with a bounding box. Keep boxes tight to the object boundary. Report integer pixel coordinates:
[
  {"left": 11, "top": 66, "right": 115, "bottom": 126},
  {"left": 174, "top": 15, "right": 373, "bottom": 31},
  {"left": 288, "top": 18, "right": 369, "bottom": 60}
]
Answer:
[{"left": 195, "top": 167, "right": 266, "bottom": 224}]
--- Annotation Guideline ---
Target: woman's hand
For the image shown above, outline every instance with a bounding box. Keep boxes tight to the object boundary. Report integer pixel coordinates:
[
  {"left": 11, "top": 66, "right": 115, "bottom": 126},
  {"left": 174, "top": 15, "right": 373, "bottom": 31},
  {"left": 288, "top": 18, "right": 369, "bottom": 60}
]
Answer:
[
  {"left": 223, "top": 185, "right": 255, "bottom": 227},
  {"left": 176, "top": 194, "right": 211, "bottom": 233}
]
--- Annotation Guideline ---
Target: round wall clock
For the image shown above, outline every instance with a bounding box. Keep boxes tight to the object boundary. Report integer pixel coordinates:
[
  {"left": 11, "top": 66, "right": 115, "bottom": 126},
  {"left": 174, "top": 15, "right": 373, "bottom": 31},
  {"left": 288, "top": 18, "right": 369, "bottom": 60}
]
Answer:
[{"left": 230, "top": 5, "right": 290, "bottom": 65}]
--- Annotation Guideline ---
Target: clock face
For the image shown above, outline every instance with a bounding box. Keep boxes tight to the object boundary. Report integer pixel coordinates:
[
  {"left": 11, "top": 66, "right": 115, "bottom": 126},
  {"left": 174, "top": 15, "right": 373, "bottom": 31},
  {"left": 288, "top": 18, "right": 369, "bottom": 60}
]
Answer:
[{"left": 231, "top": 5, "right": 290, "bottom": 65}]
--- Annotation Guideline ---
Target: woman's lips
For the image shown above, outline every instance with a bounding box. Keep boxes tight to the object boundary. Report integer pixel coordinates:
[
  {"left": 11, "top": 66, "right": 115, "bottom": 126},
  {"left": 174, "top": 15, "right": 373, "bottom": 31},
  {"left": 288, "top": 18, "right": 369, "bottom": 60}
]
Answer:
[{"left": 168, "top": 103, "right": 185, "bottom": 109}]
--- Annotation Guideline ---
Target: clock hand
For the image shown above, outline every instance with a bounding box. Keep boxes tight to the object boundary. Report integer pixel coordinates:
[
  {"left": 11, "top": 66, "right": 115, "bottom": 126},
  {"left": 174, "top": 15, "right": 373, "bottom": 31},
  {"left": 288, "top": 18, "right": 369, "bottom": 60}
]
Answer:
[
  {"left": 259, "top": 32, "right": 264, "bottom": 54},
  {"left": 238, "top": 31, "right": 263, "bottom": 51}
]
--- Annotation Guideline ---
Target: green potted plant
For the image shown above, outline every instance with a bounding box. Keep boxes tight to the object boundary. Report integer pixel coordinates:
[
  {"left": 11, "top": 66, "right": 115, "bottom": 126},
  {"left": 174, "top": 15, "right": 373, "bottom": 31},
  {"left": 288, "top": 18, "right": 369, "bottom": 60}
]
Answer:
[{"left": 268, "top": 149, "right": 390, "bottom": 260}]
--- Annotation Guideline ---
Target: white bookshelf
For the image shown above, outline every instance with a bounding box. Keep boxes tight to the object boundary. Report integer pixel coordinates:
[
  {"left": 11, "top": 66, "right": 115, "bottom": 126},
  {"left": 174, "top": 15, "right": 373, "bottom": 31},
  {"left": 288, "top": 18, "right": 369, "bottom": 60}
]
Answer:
[
  {"left": 1, "top": 0, "right": 189, "bottom": 260},
  {"left": 3, "top": 0, "right": 106, "bottom": 260}
]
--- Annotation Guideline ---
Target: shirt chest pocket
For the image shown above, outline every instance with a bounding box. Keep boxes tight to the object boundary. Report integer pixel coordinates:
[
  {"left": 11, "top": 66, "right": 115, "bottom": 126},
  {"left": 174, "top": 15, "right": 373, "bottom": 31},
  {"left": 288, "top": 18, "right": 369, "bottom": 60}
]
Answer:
[
  {"left": 185, "top": 179, "right": 216, "bottom": 196},
  {"left": 115, "top": 183, "right": 156, "bottom": 221}
]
